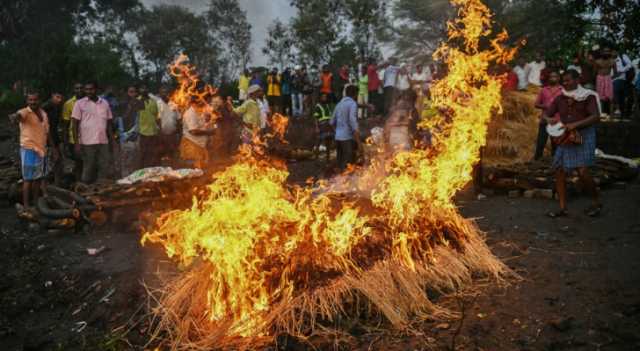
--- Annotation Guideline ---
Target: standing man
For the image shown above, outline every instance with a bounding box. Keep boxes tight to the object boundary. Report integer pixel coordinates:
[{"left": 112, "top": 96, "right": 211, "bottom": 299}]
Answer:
[
  {"left": 211, "top": 95, "right": 238, "bottom": 159},
  {"left": 9, "top": 92, "right": 54, "bottom": 212},
  {"left": 525, "top": 52, "right": 546, "bottom": 87},
  {"left": 257, "top": 86, "right": 270, "bottom": 130},
  {"left": 410, "top": 64, "right": 431, "bottom": 96},
  {"left": 152, "top": 86, "right": 179, "bottom": 163},
  {"left": 544, "top": 70, "right": 601, "bottom": 218},
  {"left": 41, "top": 92, "right": 65, "bottom": 185},
  {"left": 180, "top": 98, "right": 216, "bottom": 169},
  {"left": 118, "top": 84, "right": 143, "bottom": 177},
  {"left": 291, "top": 66, "right": 305, "bottom": 117},
  {"left": 313, "top": 93, "right": 335, "bottom": 161},
  {"left": 71, "top": 82, "right": 114, "bottom": 184},
  {"left": 62, "top": 82, "right": 84, "bottom": 179},
  {"left": 533, "top": 71, "right": 563, "bottom": 160},
  {"left": 367, "top": 61, "right": 382, "bottom": 116},
  {"left": 613, "top": 49, "right": 633, "bottom": 119},
  {"left": 238, "top": 69, "right": 250, "bottom": 102},
  {"left": 331, "top": 85, "right": 362, "bottom": 171},
  {"left": 357, "top": 65, "right": 369, "bottom": 119},
  {"left": 281, "top": 67, "right": 292, "bottom": 116},
  {"left": 594, "top": 47, "right": 615, "bottom": 115},
  {"left": 233, "top": 85, "right": 262, "bottom": 144},
  {"left": 137, "top": 84, "right": 160, "bottom": 168},
  {"left": 320, "top": 65, "right": 334, "bottom": 102},
  {"left": 266, "top": 68, "right": 281, "bottom": 114},
  {"left": 513, "top": 58, "right": 528, "bottom": 91},
  {"left": 336, "top": 64, "right": 350, "bottom": 101},
  {"left": 382, "top": 59, "right": 399, "bottom": 115}
]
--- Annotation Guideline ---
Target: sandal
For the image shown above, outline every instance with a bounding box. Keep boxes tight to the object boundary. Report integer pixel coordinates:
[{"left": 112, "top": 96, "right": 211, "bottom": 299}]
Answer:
[
  {"left": 585, "top": 204, "right": 602, "bottom": 217},
  {"left": 547, "top": 209, "right": 568, "bottom": 218}
]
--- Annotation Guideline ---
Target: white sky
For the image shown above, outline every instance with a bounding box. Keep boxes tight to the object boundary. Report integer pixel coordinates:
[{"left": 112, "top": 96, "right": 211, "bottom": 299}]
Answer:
[{"left": 141, "top": 0, "right": 296, "bottom": 66}]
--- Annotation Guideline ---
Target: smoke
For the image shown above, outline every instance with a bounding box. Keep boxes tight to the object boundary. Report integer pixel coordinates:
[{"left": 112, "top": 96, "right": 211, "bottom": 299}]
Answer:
[{"left": 141, "top": 0, "right": 296, "bottom": 66}]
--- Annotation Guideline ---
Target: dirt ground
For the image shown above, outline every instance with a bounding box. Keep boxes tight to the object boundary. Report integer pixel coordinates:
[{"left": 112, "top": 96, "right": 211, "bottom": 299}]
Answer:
[{"left": 1, "top": 118, "right": 639, "bottom": 350}]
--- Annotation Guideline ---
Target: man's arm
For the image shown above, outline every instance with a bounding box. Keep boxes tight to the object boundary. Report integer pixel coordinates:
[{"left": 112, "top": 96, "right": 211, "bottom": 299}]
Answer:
[
  {"left": 8, "top": 110, "right": 23, "bottom": 124},
  {"left": 534, "top": 90, "right": 545, "bottom": 110},
  {"left": 348, "top": 102, "right": 361, "bottom": 147}
]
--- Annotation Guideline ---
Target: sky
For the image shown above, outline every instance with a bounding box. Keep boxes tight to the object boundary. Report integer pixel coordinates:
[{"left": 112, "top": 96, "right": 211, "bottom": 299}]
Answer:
[{"left": 141, "top": 0, "right": 296, "bottom": 66}]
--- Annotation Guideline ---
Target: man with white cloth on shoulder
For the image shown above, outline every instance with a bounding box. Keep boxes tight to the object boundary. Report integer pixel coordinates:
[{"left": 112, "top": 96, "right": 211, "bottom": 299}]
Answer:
[{"left": 543, "top": 69, "right": 601, "bottom": 219}]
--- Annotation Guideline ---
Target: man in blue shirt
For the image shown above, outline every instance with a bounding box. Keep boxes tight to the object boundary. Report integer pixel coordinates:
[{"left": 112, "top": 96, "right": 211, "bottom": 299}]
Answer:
[{"left": 331, "top": 85, "right": 362, "bottom": 170}]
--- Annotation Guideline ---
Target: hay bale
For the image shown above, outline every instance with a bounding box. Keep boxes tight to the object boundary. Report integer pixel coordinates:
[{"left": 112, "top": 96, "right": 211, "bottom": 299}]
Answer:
[{"left": 484, "top": 90, "right": 541, "bottom": 167}]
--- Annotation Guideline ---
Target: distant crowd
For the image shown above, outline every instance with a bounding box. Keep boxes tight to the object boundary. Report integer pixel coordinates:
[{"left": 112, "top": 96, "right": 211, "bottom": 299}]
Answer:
[{"left": 6, "top": 45, "right": 638, "bottom": 218}]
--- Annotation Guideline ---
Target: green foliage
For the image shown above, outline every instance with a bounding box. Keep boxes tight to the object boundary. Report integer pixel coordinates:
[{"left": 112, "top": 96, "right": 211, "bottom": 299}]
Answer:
[
  {"left": 137, "top": 5, "right": 213, "bottom": 84},
  {"left": 262, "top": 19, "right": 295, "bottom": 69},
  {"left": 205, "top": 0, "right": 252, "bottom": 82}
]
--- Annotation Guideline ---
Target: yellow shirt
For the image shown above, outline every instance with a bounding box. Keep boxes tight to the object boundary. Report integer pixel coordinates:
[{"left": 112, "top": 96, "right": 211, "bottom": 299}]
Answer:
[
  {"left": 238, "top": 74, "right": 250, "bottom": 92},
  {"left": 233, "top": 99, "right": 261, "bottom": 132},
  {"left": 267, "top": 74, "right": 281, "bottom": 96},
  {"left": 62, "top": 96, "right": 77, "bottom": 143}
]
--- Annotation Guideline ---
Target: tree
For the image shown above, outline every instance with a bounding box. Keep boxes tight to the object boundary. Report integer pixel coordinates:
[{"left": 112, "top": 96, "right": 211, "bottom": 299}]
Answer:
[
  {"left": 575, "top": 0, "right": 640, "bottom": 52},
  {"left": 205, "top": 0, "right": 252, "bottom": 83},
  {"left": 385, "top": 0, "right": 458, "bottom": 62},
  {"left": 290, "top": 0, "right": 343, "bottom": 65},
  {"left": 262, "top": 19, "right": 295, "bottom": 69},
  {"left": 385, "top": 0, "right": 590, "bottom": 62},
  {"left": 0, "top": 0, "right": 142, "bottom": 93},
  {"left": 137, "top": 5, "right": 213, "bottom": 84},
  {"left": 342, "top": 0, "right": 388, "bottom": 61}
]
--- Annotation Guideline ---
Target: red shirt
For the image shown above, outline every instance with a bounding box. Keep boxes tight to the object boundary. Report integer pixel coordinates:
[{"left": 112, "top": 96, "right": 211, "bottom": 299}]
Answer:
[
  {"left": 367, "top": 64, "right": 381, "bottom": 91},
  {"left": 545, "top": 95, "right": 599, "bottom": 124},
  {"left": 320, "top": 72, "right": 333, "bottom": 94},
  {"left": 535, "top": 85, "right": 563, "bottom": 109},
  {"left": 503, "top": 71, "right": 518, "bottom": 91}
]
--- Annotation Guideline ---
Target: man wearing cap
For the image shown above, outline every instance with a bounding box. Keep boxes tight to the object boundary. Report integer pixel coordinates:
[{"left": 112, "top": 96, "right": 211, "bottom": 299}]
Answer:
[{"left": 233, "top": 84, "right": 262, "bottom": 144}]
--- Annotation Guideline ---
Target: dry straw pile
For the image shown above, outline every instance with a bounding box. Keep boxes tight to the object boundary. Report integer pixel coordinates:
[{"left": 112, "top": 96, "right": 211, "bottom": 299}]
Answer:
[{"left": 484, "top": 88, "right": 541, "bottom": 166}]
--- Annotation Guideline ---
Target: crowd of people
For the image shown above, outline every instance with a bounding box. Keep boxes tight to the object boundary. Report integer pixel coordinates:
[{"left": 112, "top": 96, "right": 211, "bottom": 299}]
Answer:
[
  {"left": 505, "top": 45, "right": 640, "bottom": 217},
  {"left": 6, "top": 45, "right": 639, "bottom": 217},
  {"left": 506, "top": 46, "right": 639, "bottom": 121},
  {"left": 237, "top": 59, "right": 439, "bottom": 119}
]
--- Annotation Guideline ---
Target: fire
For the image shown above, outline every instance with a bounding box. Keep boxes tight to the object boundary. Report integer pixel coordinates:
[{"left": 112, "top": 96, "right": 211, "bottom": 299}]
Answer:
[
  {"left": 142, "top": 0, "right": 516, "bottom": 347},
  {"left": 168, "top": 53, "right": 217, "bottom": 117}
]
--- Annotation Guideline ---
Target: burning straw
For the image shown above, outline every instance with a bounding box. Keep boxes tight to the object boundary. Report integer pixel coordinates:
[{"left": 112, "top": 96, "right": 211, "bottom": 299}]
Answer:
[{"left": 141, "top": 0, "right": 517, "bottom": 349}]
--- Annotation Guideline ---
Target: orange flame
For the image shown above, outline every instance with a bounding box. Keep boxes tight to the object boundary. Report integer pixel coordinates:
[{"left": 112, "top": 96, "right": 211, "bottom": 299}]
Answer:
[
  {"left": 168, "top": 53, "right": 218, "bottom": 117},
  {"left": 142, "top": 0, "right": 515, "bottom": 339}
]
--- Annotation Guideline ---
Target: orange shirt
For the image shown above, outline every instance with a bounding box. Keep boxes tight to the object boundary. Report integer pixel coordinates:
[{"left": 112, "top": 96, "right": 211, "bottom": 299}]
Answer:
[
  {"left": 320, "top": 72, "right": 333, "bottom": 94},
  {"left": 18, "top": 107, "right": 49, "bottom": 157}
]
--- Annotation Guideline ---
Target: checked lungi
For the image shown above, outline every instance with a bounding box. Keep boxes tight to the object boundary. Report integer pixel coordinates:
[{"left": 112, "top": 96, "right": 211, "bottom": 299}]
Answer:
[{"left": 552, "top": 126, "right": 596, "bottom": 171}]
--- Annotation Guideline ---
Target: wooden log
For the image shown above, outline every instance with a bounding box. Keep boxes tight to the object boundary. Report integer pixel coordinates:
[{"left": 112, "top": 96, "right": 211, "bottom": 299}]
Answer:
[{"left": 36, "top": 197, "right": 81, "bottom": 219}]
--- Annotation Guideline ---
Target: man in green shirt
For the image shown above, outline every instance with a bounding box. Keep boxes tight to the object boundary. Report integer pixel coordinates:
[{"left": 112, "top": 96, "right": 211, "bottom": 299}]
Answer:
[
  {"left": 233, "top": 85, "right": 262, "bottom": 144},
  {"left": 62, "top": 82, "right": 84, "bottom": 178},
  {"left": 313, "top": 93, "right": 335, "bottom": 161},
  {"left": 137, "top": 84, "right": 160, "bottom": 168}
]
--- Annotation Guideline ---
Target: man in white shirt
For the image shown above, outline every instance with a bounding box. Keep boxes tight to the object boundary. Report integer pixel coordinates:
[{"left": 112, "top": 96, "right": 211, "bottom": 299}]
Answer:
[
  {"left": 525, "top": 53, "right": 545, "bottom": 87},
  {"left": 382, "top": 59, "right": 399, "bottom": 115},
  {"left": 256, "top": 87, "right": 270, "bottom": 129},
  {"left": 410, "top": 64, "right": 432, "bottom": 95},
  {"left": 513, "top": 59, "right": 528, "bottom": 91},
  {"left": 180, "top": 100, "right": 215, "bottom": 169},
  {"left": 612, "top": 50, "right": 633, "bottom": 119},
  {"left": 151, "top": 87, "right": 180, "bottom": 163}
]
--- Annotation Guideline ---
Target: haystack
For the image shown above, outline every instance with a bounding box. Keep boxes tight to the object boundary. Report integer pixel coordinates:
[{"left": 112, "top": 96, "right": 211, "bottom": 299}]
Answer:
[
  {"left": 484, "top": 88, "right": 541, "bottom": 166},
  {"left": 144, "top": 204, "right": 510, "bottom": 350}
]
